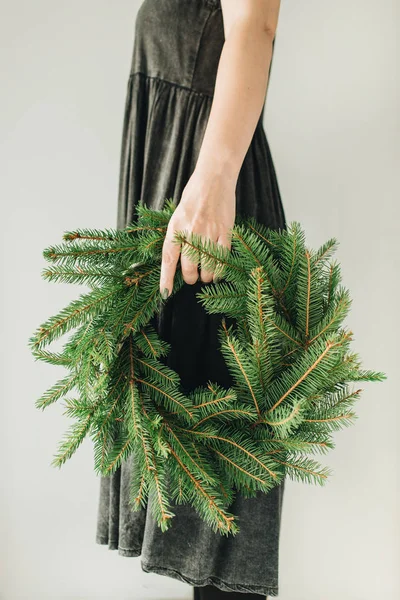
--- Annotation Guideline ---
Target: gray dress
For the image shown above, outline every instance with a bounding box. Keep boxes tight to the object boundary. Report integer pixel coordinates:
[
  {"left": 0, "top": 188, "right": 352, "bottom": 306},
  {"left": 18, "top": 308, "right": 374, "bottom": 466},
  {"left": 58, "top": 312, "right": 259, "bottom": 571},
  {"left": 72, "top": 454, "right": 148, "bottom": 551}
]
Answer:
[{"left": 96, "top": 0, "right": 287, "bottom": 596}]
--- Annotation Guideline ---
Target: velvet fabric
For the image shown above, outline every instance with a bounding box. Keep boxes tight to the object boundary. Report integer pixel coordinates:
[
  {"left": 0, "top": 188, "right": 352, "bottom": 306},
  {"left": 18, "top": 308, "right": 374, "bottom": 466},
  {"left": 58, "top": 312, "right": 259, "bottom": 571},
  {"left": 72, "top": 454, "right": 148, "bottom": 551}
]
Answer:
[{"left": 96, "top": 0, "right": 287, "bottom": 596}]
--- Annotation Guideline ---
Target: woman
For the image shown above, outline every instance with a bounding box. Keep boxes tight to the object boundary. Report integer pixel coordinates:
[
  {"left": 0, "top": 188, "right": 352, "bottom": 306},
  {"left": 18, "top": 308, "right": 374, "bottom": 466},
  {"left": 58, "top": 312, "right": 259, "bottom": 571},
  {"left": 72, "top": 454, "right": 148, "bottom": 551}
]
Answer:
[{"left": 96, "top": 1, "right": 287, "bottom": 598}]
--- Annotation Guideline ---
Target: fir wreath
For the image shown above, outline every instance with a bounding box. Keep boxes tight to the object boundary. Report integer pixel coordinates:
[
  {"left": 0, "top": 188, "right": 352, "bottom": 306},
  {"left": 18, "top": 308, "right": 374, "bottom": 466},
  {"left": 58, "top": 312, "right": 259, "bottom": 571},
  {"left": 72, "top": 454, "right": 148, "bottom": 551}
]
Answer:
[{"left": 28, "top": 200, "right": 386, "bottom": 536}]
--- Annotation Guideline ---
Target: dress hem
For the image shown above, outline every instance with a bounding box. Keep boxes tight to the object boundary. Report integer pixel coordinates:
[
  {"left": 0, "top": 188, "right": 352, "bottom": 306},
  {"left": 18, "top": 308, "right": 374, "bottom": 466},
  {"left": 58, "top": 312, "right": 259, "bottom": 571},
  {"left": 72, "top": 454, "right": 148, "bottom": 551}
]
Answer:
[
  {"left": 141, "top": 561, "right": 279, "bottom": 597},
  {"left": 96, "top": 537, "right": 279, "bottom": 596}
]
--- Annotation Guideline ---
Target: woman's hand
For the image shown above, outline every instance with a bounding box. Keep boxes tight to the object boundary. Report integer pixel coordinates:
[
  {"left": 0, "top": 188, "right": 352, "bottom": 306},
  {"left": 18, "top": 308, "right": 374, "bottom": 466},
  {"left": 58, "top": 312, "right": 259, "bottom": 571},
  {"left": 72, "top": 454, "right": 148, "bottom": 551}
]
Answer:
[{"left": 159, "top": 167, "right": 236, "bottom": 299}]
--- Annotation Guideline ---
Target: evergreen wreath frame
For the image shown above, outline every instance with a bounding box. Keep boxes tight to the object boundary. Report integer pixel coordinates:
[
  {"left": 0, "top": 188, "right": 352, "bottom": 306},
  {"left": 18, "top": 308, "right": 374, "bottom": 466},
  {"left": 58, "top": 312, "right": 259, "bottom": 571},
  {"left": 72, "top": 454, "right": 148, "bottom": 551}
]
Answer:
[{"left": 28, "top": 200, "right": 386, "bottom": 536}]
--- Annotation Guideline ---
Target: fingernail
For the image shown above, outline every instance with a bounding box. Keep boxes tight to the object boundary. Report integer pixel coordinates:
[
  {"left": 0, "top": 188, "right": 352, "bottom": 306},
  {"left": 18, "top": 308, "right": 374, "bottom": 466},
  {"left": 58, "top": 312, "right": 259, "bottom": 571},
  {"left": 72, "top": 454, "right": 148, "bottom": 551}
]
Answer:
[{"left": 161, "top": 287, "right": 169, "bottom": 299}]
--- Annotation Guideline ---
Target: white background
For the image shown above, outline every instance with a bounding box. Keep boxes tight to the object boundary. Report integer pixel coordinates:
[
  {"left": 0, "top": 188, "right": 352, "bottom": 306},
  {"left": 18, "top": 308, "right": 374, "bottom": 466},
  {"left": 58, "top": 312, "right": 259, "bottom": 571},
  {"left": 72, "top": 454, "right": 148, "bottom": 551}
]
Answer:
[{"left": 1, "top": 0, "right": 398, "bottom": 598}]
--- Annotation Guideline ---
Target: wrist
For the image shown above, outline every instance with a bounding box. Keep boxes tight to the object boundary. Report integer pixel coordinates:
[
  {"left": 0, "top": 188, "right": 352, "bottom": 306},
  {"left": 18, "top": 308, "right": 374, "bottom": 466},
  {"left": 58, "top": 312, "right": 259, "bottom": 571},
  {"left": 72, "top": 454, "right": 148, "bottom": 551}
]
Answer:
[{"left": 194, "top": 152, "right": 240, "bottom": 186}]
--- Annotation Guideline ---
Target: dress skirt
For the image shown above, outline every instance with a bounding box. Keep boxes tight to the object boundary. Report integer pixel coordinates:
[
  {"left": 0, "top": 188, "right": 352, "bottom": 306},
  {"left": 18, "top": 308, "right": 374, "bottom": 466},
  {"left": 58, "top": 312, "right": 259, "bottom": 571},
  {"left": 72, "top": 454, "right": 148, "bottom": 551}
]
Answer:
[{"left": 95, "top": 0, "right": 287, "bottom": 596}]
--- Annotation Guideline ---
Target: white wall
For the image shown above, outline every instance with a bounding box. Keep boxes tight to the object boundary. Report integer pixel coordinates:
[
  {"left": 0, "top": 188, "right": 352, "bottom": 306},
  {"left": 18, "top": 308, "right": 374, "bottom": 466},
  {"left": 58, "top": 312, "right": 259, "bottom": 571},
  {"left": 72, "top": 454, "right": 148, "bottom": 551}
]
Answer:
[{"left": 1, "top": 1, "right": 398, "bottom": 598}]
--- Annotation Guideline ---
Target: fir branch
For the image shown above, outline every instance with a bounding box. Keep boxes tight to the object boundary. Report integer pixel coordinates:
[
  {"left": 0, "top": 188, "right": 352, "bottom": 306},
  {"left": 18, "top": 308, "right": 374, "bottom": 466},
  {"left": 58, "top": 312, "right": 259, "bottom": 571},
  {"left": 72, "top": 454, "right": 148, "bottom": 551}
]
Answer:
[
  {"left": 35, "top": 372, "right": 79, "bottom": 410},
  {"left": 42, "top": 263, "right": 122, "bottom": 286},
  {"left": 29, "top": 284, "right": 124, "bottom": 349}
]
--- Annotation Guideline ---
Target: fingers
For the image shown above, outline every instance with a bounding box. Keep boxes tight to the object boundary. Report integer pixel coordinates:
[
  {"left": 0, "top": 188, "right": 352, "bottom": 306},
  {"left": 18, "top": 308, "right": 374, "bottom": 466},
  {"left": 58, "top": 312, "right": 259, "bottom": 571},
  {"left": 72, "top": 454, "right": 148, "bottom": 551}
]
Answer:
[
  {"left": 216, "top": 230, "right": 232, "bottom": 253},
  {"left": 199, "top": 240, "right": 214, "bottom": 283},
  {"left": 159, "top": 220, "right": 233, "bottom": 295},
  {"left": 198, "top": 231, "right": 232, "bottom": 283},
  {"left": 212, "top": 231, "right": 232, "bottom": 282},
  {"left": 199, "top": 225, "right": 227, "bottom": 284},
  {"left": 180, "top": 239, "right": 200, "bottom": 284},
  {"left": 159, "top": 226, "right": 181, "bottom": 299}
]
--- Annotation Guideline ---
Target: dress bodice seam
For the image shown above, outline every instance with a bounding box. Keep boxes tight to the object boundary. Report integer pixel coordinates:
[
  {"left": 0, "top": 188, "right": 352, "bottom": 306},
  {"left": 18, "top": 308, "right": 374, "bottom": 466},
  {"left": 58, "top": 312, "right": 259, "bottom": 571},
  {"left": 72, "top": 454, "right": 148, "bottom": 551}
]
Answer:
[{"left": 129, "top": 71, "right": 214, "bottom": 99}]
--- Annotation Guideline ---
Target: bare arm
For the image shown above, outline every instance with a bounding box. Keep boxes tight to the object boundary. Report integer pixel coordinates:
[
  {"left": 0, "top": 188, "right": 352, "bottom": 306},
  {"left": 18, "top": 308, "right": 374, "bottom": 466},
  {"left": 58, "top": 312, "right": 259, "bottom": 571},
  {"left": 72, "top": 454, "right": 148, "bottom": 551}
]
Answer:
[
  {"left": 196, "top": 0, "right": 280, "bottom": 180},
  {"left": 159, "top": 0, "right": 281, "bottom": 298}
]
